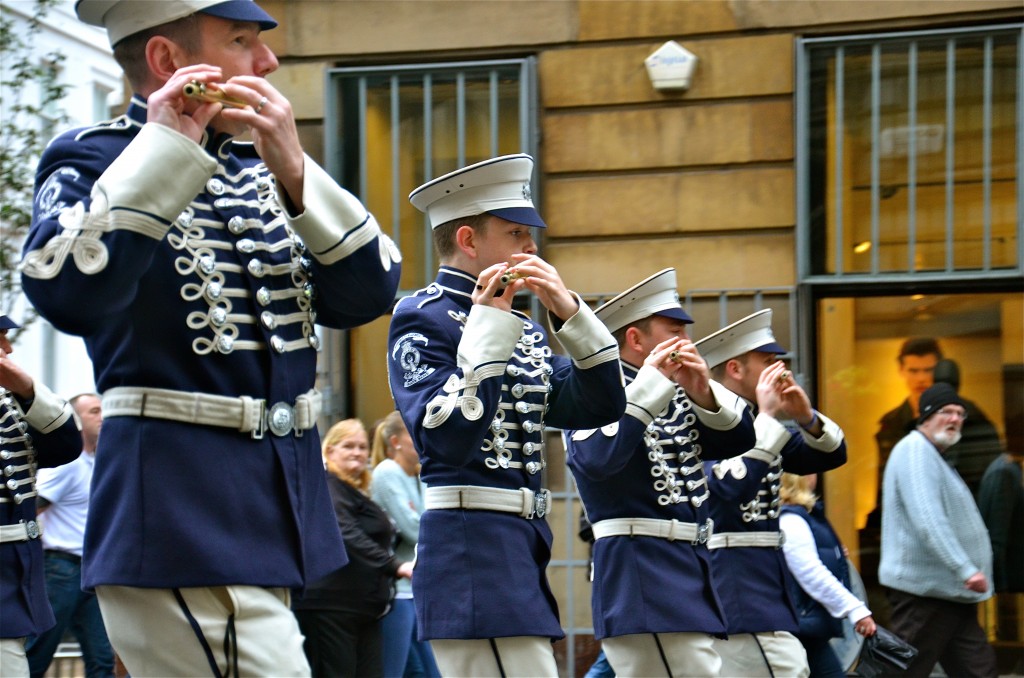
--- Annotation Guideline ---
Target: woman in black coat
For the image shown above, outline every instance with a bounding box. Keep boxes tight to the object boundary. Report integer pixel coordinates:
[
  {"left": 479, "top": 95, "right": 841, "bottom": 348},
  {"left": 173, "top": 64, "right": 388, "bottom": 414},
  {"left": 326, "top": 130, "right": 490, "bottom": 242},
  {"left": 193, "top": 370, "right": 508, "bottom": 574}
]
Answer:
[{"left": 293, "top": 418, "right": 413, "bottom": 677}]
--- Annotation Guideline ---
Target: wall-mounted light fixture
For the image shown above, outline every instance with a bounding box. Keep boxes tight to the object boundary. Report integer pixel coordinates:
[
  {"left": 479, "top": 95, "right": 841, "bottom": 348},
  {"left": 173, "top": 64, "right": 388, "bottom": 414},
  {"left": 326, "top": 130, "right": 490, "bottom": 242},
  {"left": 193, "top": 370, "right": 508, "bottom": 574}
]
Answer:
[{"left": 644, "top": 40, "right": 698, "bottom": 91}]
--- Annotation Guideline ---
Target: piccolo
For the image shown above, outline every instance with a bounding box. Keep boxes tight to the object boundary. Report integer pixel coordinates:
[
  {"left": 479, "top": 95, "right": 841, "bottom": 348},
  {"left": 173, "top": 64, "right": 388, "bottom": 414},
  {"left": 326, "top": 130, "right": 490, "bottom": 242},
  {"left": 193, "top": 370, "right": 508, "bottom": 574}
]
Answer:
[
  {"left": 669, "top": 350, "right": 685, "bottom": 363},
  {"left": 182, "top": 81, "right": 248, "bottom": 109},
  {"left": 776, "top": 370, "right": 792, "bottom": 384},
  {"left": 499, "top": 270, "right": 525, "bottom": 286}
]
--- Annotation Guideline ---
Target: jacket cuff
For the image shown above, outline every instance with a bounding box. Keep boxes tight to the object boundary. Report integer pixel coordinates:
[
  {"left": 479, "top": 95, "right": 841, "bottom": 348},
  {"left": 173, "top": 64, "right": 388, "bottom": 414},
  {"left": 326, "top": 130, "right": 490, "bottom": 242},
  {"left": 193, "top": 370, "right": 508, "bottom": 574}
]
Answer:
[
  {"left": 753, "top": 412, "right": 789, "bottom": 458},
  {"left": 99, "top": 123, "right": 216, "bottom": 229},
  {"left": 285, "top": 158, "right": 396, "bottom": 267},
  {"left": 23, "top": 381, "right": 77, "bottom": 434},
  {"left": 692, "top": 379, "right": 745, "bottom": 430},
  {"left": 624, "top": 365, "right": 676, "bottom": 425},
  {"left": 798, "top": 411, "right": 844, "bottom": 452},
  {"left": 458, "top": 305, "right": 523, "bottom": 380},
  {"left": 550, "top": 294, "right": 619, "bottom": 369}
]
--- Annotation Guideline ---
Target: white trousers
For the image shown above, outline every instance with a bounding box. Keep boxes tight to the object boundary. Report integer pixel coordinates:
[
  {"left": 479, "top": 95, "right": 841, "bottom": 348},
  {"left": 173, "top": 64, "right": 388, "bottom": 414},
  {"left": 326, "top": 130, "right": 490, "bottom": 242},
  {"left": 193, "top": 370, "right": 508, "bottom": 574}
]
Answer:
[
  {"left": 602, "top": 631, "right": 721, "bottom": 677},
  {"left": 0, "top": 637, "right": 28, "bottom": 677},
  {"left": 96, "top": 585, "right": 310, "bottom": 677},
  {"left": 430, "top": 636, "right": 558, "bottom": 678},
  {"left": 714, "top": 632, "right": 810, "bottom": 677}
]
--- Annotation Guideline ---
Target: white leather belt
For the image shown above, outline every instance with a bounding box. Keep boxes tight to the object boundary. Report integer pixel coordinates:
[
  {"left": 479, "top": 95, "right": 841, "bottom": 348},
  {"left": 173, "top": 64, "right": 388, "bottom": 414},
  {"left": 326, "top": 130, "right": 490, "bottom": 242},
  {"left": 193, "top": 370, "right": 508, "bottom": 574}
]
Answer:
[
  {"left": 707, "top": 531, "right": 785, "bottom": 549},
  {"left": 0, "top": 520, "right": 41, "bottom": 543},
  {"left": 591, "top": 517, "right": 714, "bottom": 545},
  {"left": 424, "top": 485, "right": 551, "bottom": 519},
  {"left": 103, "top": 387, "right": 321, "bottom": 439}
]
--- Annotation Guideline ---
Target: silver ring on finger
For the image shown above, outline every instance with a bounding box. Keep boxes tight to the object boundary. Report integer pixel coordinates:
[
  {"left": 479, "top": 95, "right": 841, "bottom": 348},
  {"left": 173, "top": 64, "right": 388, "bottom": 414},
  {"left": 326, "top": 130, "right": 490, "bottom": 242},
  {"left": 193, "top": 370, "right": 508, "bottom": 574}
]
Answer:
[{"left": 254, "top": 96, "right": 269, "bottom": 114}]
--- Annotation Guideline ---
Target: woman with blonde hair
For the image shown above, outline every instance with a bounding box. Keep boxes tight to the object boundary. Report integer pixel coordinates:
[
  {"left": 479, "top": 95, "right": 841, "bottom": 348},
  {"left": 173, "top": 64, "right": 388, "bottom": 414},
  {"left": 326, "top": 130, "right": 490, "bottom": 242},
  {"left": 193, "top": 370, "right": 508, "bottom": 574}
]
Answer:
[
  {"left": 371, "top": 411, "right": 440, "bottom": 678},
  {"left": 780, "top": 473, "right": 876, "bottom": 677},
  {"left": 293, "top": 418, "right": 413, "bottom": 677}
]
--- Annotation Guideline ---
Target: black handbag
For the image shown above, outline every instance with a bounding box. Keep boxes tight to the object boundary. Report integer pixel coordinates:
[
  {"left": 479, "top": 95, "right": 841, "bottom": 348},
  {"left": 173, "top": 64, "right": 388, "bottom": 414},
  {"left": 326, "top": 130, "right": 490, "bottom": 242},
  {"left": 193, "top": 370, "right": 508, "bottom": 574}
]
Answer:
[{"left": 853, "top": 625, "right": 919, "bottom": 677}]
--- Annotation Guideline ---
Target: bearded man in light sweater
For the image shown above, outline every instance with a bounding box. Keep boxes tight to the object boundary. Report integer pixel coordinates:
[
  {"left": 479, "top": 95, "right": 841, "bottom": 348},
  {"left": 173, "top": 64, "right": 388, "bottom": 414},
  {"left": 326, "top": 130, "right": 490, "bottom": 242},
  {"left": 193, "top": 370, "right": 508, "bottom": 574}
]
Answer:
[{"left": 879, "top": 382, "right": 998, "bottom": 678}]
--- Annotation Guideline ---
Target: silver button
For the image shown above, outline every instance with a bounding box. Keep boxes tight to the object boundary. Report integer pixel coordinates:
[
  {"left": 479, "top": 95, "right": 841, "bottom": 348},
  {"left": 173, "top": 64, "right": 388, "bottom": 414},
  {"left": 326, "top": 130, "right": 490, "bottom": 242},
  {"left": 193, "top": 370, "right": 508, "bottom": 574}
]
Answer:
[
  {"left": 309, "top": 309, "right": 318, "bottom": 324},
  {"left": 491, "top": 419, "right": 502, "bottom": 433},
  {"left": 494, "top": 438, "right": 505, "bottom": 450},
  {"left": 497, "top": 456, "right": 509, "bottom": 469},
  {"left": 302, "top": 283, "right": 315, "bottom": 300},
  {"left": 7, "top": 478, "right": 18, "bottom": 490},
  {"left": 178, "top": 212, "right": 193, "bottom": 227},
  {"left": 526, "top": 461, "right": 542, "bottom": 475},
  {"left": 515, "top": 401, "right": 530, "bottom": 414},
  {"left": 247, "top": 259, "right": 265, "bottom": 277},
  {"left": 308, "top": 335, "right": 321, "bottom": 350},
  {"left": 523, "top": 442, "right": 536, "bottom": 456},
  {"left": 228, "top": 216, "right": 247, "bottom": 234},
  {"left": 261, "top": 311, "right": 277, "bottom": 330},
  {"left": 299, "top": 257, "right": 312, "bottom": 273},
  {"left": 207, "top": 178, "right": 225, "bottom": 195},
  {"left": 210, "top": 308, "right": 227, "bottom": 326},
  {"left": 511, "top": 384, "right": 525, "bottom": 398},
  {"left": 3, "top": 465, "right": 14, "bottom": 477},
  {"left": 236, "top": 238, "right": 255, "bottom": 254},
  {"left": 199, "top": 255, "right": 215, "bottom": 274},
  {"left": 523, "top": 420, "right": 538, "bottom": 433},
  {"left": 270, "top": 335, "right": 286, "bottom": 353},
  {"left": 506, "top": 365, "right": 521, "bottom": 377},
  {"left": 205, "top": 282, "right": 222, "bottom": 300},
  {"left": 0, "top": 451, "right": 10, "bottom": 460},
  {"left": 217, "top": 335, "right": 234, "bottom": 353},
  {"left": 256, "top": 177, "right": 272, "bottom": 191},
  {"left": 256, "top": 287, "right": 272, "bottom": 306}
]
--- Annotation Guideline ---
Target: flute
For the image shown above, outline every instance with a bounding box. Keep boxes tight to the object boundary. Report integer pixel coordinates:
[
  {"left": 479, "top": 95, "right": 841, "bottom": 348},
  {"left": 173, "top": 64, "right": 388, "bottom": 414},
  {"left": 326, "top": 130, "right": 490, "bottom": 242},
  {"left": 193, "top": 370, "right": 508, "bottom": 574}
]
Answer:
[
  {"left": 669, "top": 350, "right": 685, "bottom": 363},
  {"left": 499, "top": 270, "right": 525, "bottom": 286},
  {"left": 182, "top": 80, "right": 248, "bottom": 109}
]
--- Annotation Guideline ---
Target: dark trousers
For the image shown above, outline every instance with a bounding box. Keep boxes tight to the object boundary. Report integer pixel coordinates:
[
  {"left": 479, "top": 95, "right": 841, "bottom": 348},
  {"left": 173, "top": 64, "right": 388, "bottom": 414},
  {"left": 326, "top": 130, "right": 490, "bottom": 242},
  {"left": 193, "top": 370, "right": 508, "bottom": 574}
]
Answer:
[
  {"left": 26, "top": 551, "right": 114, "bottom": 678},
  {"left": 294, "top": 608, "right": 383, "bottom": 678},
  {"left": 887, "top": 588, "right": 998, "bottom": 678}
]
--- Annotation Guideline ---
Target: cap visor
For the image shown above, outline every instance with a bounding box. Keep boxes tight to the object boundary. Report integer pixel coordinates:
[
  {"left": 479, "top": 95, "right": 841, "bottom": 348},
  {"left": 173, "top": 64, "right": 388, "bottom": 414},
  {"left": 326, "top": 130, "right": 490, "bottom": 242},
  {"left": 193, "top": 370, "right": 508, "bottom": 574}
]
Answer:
[
  {"left": 753, "top": 340, "right": 787, "bottom": 355},
  {"left": 654, "top": 308, "right": 693, "bottom": 324},
  {"left": 200, "top": 1, "right": 278, "bottom": 29},
  {"left": 488, "top": 206, "right": 547, "bottom": 228}
]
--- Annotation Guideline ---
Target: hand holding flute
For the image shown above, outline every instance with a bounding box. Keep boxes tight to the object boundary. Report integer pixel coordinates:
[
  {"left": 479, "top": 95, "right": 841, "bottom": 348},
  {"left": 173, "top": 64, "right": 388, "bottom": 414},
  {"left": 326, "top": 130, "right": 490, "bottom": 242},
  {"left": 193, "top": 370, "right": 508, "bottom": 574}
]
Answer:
[{"left": 182, "top": 80, "right": 249, "bottom": 109}]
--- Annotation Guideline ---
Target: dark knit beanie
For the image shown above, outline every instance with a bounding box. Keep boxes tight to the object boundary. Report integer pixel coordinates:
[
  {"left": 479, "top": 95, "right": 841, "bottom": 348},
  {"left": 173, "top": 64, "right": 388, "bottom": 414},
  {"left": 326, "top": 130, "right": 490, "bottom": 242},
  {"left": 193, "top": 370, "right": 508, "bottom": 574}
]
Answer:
[{"left": 917, "top": 382, "right": 967, "bottom": 425}]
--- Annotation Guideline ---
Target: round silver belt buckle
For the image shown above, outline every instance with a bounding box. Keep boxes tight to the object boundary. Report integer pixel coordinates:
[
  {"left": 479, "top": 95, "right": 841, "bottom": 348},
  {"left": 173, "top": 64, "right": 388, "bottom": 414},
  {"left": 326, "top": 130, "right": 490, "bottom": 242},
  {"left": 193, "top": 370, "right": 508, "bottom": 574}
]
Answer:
[
  {"left": 26, "top": 520, "right": 41, "bottom": 539},
  {"left": 267, "top": 402, "right": 295, "bottom": 436}
]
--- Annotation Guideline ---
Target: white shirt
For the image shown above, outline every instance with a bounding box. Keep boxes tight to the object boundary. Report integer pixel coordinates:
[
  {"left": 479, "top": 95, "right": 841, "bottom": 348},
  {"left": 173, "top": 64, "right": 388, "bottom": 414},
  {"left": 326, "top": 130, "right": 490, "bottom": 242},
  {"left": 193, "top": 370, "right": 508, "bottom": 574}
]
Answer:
[
  {"left": 780, "top": 510, "right": 871, "bottom": 623},
  {"left": 36, "top": 450, "right": 94, "bottom": 556}
]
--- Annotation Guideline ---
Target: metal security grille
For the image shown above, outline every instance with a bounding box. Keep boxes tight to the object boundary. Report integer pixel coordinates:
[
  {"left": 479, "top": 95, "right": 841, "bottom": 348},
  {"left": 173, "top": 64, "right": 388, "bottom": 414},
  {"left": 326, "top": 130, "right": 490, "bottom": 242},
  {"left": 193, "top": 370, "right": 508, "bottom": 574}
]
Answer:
[
  {"left": 325, "top": 58, "right": 538, "bottom": 294},
  {"left": 796, "top": 24, "right": 1023, "bottom": 286}
]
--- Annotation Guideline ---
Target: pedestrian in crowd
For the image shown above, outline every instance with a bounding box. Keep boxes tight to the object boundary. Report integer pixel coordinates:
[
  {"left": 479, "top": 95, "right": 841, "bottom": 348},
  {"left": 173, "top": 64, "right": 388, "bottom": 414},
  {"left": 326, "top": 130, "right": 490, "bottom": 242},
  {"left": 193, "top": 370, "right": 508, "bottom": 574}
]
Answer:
[
  {"left": 0, "top": 315, "right": 81, "bottom": 676},
  {"left": 26, "top": 394, "right": 114, "bottom": 678},
  {"left": 695, "top": 309, "right": 848, "bottom": 677},
  {"left": 20, "top": 0, "right": 401, "bottom": 673},
  {"left": 388, "top": 154, "right": 625, "bottom": 676},
  {"left": 780, "top": 473, "right": 876, "bottom": 677},
  {"left": 293, "top": 418, "right": 412, "bottom": 677},
  {"left": 370, "top": 411, "right": 440, "bottom": 678},
  {"left": 564, "top": 268, "right": 755, "bottom": 677},
  {"left": 879, "top": 382, "right": 998, "bottom": 678}
]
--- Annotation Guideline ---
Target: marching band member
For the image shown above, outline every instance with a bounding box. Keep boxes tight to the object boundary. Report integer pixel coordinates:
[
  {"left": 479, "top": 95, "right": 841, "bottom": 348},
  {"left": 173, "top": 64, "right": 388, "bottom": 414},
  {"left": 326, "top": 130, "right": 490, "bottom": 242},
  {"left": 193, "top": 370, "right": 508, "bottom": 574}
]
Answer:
[
  {"left": 564, "top": 269, "right": 754, "bottom": 677},
  {"left": 696, "top": 310, "right": 847, "bottom": 677},
  {"left": 0, "top": 315, "right": 81, "bottom": 676},
  {"left": 21, "top": 1, "right": 401, "bottom": 674},
  {"left": 388, "top": 154, "right": 625, "bottom": 677}
]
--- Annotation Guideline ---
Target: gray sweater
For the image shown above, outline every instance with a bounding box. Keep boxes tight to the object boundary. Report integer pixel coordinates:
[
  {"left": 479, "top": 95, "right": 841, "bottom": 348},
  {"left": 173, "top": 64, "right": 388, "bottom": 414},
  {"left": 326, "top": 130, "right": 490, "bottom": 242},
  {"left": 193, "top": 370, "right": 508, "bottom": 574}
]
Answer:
[{"left": 879, "top": 430, "right": 993, "bottom": 603}]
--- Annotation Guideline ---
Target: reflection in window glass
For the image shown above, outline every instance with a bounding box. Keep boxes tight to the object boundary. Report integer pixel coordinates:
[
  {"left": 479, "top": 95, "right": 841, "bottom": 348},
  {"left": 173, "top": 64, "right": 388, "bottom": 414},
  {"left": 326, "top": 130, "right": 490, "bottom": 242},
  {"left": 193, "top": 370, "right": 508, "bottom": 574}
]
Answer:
[
  {"left": 816, "top": 291, "right": 1022, "bottom": 633},
  {"left": 807, "top": 30, "right": 1020, "bottom": 276}
]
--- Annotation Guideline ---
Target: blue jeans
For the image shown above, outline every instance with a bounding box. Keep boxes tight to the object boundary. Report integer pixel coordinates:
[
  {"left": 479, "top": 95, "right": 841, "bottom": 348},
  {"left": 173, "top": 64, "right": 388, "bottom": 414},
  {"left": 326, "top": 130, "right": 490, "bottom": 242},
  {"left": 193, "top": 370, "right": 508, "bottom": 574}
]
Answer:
[
  {"left": 26, "top": 552, "right": 114, "bottom": 678},
  {"left": 585, "top": 648, "right": 616, "bottom": 678},
  {"left": 380, "top": 598, "right": 440, "bottom": 678}
]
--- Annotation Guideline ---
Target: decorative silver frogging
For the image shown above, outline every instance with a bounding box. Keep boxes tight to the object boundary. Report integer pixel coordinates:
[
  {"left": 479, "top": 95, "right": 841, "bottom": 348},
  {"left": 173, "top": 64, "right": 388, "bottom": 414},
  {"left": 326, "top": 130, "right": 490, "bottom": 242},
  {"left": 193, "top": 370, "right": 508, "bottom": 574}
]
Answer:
[
  {"left": 741, "top": 457, "right": 784, "bottom": 522},
  {"left": 482, "top": 323, "right": 551, "bottom": 476},
  {"left": 1, "top": 392, "right": 39, "bottom": 505},
  {"left": 172, "top": 167, "right": 320, "bottom": 356},
  {"left": 647, "top": 395, "right": 710, "bottom": 506}
]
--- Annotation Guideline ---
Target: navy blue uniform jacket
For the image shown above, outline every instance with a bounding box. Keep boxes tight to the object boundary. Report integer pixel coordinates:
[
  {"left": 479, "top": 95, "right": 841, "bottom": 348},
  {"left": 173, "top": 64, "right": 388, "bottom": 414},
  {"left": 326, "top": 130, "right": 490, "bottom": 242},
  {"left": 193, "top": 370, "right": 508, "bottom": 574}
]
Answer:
[
  {"left": 1, "top": 384, "right": 80, "bottom": 637},
  {"left": 705, "top": 406, "right": 847, "bottom": 634},
  {"left": 21, "top": 96, "right": 402, "bottom": 591},
  {"left": 388, "top": 266, "right": 624, "bottom": 640},
  {"left": 565, "top": 362, "right": 755, "bottom": 639}
]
